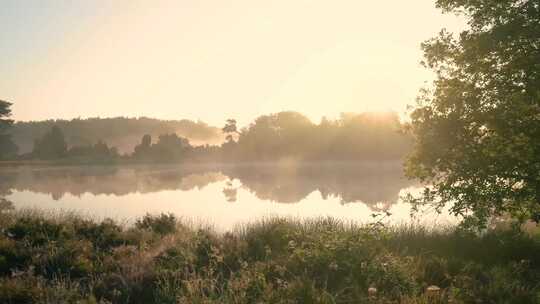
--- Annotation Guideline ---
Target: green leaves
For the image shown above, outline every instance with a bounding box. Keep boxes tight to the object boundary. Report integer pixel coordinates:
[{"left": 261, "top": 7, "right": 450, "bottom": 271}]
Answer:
[
  {"left": 407, "top": 0, "right": 540, "bottom": 227},
  {"left": 0, "top": 100, "right": 17, "bottom": 160}
]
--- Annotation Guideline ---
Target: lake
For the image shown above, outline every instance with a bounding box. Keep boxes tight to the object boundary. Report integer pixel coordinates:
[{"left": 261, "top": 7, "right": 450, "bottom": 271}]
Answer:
[{"left": 0, "top": 163, "right": 459, "bottom": 231}]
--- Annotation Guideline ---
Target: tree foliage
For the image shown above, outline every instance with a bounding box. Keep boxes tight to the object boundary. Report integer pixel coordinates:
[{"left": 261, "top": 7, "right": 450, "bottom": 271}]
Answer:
[
  {"left": 32, "top": 126, "right": 68, "bottom": 159},
  {"left": 406, "top": 0, "right": 540, "bottom": 227},
  {"left": 10, "top": 117, "right": 222, "bottom": 154},
  {"left": 232, "top": 111, "right": 411, "bottom": 161},
  {"left": 222, "top": 119, "right": 238, "bottom": 142},
  {"left": 66, "top": 140, "right": 119, "bottom": 161},
  {"left": 0, "top": 100, "right": 18, "bottom": 159},
  {"left": 133, "top": 133, "right": 192, "bottom": 162},
  {"left": 14, "top": 111, "right": 411, "bottom": 163}
]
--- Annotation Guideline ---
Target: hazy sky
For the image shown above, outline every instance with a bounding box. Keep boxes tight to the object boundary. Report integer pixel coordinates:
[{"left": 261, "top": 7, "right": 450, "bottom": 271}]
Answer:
[{"left": 1, "top": 0, "right": 466, "bottom": 126}]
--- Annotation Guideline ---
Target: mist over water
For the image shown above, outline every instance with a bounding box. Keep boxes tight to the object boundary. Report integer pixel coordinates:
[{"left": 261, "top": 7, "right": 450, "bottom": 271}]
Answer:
[{"left": 1, "top": 163, "right": 459, "bottom": 230}]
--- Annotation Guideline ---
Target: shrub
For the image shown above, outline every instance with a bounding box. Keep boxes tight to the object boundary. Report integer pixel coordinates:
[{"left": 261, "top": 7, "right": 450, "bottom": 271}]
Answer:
[
  {"left": 75, "top": 219, "right": 126, "bottom": 251},
  {"left": 6, "top": 216, "right": 67, "bottom": 246},
  {"left": 0, "top": 276, "right": 42, "bottom": 304},
  {"left": 33, "top": 239, "right": 95, "bottom": 278},
  {"left": 135, "top": 214, "right": 177, "bottom": 235}
]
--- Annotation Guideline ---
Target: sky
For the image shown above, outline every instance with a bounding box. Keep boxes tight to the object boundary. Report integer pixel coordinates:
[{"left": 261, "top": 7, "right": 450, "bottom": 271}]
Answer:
[{"left": 0, "top": 0, "right": 466, "bottom": 127}]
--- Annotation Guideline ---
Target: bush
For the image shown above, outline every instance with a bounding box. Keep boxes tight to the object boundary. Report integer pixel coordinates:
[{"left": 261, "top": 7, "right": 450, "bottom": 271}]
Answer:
[
  {"left": 75, "top": 219, "right": 126, "bottom": 251},
  {"left": 6, "top": 216, "right": 67, "bottom": 246},
  {"left": 135, "top": 214, "right": 177, "bottom": 235}
]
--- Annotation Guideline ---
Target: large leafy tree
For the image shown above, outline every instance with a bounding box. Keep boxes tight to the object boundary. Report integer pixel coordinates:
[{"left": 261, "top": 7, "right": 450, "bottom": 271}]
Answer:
[
  {"left": 236, "top": 112, "right": 314, "bottom": 161},
  {"left": 0, "top": 100, "right": 18, "bottom": 159},
  {"left": 406, "top": 0, "right": 540, "bottom": 227}
]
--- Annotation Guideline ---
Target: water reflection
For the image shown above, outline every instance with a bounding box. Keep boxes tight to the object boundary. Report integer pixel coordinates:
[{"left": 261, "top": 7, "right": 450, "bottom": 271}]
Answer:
[
  {"left": 1, "top": 164, "right": 459, "bottom": 230},
  {"left": 0, "top": 163, "right": 413, "bottom": 209},
  {"left": 220, "top": 163, "right": 412, "bottom": 209},
  {"left": 0, "top": 165, "right": 226, "bottom": 200}
]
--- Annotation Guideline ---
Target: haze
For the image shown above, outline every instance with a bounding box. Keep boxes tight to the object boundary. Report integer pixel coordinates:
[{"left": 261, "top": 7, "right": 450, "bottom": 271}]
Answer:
[{"left": 1, "top": 0, "right": 465, "bottom": 126}]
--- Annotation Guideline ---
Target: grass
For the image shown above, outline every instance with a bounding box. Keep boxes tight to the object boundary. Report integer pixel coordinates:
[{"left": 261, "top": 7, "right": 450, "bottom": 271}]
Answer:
[{"left": 0, "top": 204, "right": 539, "bottom": 303}]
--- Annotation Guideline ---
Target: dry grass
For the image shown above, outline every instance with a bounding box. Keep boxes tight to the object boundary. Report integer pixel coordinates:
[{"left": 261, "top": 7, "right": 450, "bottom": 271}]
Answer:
[{"left": 0, "top": 208, "right": 539, "bottom": 303}]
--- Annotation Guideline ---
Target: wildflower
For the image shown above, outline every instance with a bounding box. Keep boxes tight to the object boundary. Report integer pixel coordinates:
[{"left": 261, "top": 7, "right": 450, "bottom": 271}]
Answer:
[{"left": 368, "top": 287, "right": 377, "bottom": 297}]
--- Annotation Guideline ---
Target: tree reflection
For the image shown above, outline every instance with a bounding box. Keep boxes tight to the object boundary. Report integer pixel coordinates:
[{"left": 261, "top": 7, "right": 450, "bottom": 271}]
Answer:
[
  {"left": 0, "top": 163, "right": 416, "bottom": 209},
  {"left": 219, "top": 162, "right": 414, "bottom": 209},
  {"left": 0, "top": 165, "right": 226, "bottom": 200}
]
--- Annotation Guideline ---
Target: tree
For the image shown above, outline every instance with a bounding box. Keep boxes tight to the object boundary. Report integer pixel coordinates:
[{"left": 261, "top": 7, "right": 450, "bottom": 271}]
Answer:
[
  {"left": 235, "top": 112, "right": 315, "bottom": 160},
  {"left": 406, "top": 0, "right": 540, "bottom": 227},
  {"left": 152, "top": 133, "right": 191, "bottom": 161},
  {"left": 67, "top": 140, "right": 119, "bottom": 160},
  {"left": 133, "top": 133, "right": 191, "bottom": 162},
  {"left": 0, "top": 100, "right": 18, "bottom": 159},
  {"left": 32, "top": 126, "right": 68, "bottom": 159},
  {"left": 222, "top": 119, "right": 238, "bottom": 143},
  {"left": 221, "top": 119, "right": 239, "bottom": 161},
  {"left": 133, "top": 134, "right": 152, "bottom": 160}
]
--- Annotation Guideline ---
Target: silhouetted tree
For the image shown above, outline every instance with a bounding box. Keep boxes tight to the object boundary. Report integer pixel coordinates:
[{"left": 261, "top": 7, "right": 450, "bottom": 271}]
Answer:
[
  {"left": 222, "top": 119, "right": 238, "bottom": 143},
  {"left": 133, "top": 133, "right": 191, "bottom": 162},
  {"left": 221, "top": 119, "right": 239, "bottom": 159},
  {"left": 141, "top": 134, "right": 152, "bottom": 147},
  {"left": 0, "top": 100, "right": 18, "bottom": 159},
  {"left": 32, "top": 126, "right": 67, "bottom": 159},
  {"left": 406, "top": 0, "right": 540, "bottom": 227},
  {"left": 152, "top": 133, "right": 191, "bottom": 161},
  {"left": 67, "top": 140, "right": 119, "bottom": 160},
  {"left": 133, "top": 134, "right": 152, "bottom": 160}
]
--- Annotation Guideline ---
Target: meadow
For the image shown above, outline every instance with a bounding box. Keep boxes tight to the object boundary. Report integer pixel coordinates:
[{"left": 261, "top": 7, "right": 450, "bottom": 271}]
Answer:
[{"left": 1, "top": 204, "right": 539, "bottom": 303}]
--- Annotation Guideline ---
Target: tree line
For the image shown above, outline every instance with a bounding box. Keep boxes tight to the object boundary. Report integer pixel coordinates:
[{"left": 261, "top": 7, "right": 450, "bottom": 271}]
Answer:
[
  {"left": 0, "top": 105, "right": 412, "bottom": 163},
  {"left": 8, "top": 116, "right": 223, "bottom": 154},
  {"left": 222, "top": 111, "right": 411, "bottom": 161}
]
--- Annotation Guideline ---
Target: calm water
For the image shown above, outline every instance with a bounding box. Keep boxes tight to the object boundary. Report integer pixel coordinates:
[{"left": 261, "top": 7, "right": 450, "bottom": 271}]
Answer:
[{"left": 0, "top": 163, "right": 459, "bottom": 231}]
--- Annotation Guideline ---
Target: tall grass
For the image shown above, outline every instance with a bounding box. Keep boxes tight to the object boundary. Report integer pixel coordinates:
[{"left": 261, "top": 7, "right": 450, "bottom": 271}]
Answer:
[{"left": 0, "top": 208, "right": 539, "bottom": 303}]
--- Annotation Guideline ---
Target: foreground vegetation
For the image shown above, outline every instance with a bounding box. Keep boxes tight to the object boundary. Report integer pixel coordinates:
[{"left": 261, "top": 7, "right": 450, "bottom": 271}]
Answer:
[{"left": 0, "top": 207, "right": 539, "bottom": 303}]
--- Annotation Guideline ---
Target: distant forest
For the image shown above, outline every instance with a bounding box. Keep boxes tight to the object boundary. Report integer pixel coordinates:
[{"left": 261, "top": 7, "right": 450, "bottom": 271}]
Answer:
[
  {"left": 220, "top": 112, "right": 412, "bottom": 162},
  {"left": 9, "top": 117, "right": 223, "bottom": 154},
  {"left": 3, "top": 109, "right": 412, "bottom": 163}
]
